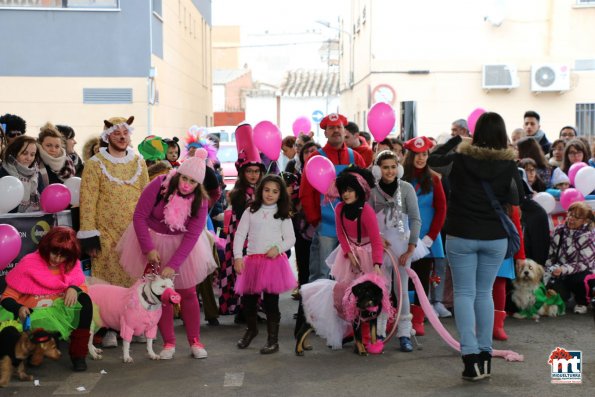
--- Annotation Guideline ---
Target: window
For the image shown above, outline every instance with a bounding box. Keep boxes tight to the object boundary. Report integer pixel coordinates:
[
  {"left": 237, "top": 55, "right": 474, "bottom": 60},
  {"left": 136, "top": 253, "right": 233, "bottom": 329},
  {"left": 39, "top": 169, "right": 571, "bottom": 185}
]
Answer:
[
  {"left": 576, "top": 0, "right": 595, "bottom": 5},
  {"left": 576, "top": 103, "right": 594, "bottom": 140},
  {"left": 0, "top": 0, "right": 118, "bottom": 9}
]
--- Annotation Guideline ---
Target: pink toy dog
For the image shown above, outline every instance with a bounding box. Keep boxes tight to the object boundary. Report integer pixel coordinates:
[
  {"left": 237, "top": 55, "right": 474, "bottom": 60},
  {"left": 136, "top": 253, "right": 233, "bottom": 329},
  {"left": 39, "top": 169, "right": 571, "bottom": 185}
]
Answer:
[{"left": 88, "top": 275, "right": 180, "bottom": 363}]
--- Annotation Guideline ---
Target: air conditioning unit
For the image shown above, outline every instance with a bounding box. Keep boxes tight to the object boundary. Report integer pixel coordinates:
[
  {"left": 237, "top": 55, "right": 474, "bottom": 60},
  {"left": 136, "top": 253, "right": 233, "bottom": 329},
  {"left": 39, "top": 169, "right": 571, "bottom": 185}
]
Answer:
[
  {"left": 482, "top": 64, "right": 519, "bottom": 90},
  {"left": 531, "top": 64, "right": 570, "bottom": 92}
]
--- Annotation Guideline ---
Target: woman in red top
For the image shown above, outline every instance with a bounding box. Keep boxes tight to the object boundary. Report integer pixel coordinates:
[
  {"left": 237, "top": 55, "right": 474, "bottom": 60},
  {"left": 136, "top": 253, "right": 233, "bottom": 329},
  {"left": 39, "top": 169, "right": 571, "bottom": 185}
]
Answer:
[{"left": 402, "top": 137, "right": 447, "bottom": 336}]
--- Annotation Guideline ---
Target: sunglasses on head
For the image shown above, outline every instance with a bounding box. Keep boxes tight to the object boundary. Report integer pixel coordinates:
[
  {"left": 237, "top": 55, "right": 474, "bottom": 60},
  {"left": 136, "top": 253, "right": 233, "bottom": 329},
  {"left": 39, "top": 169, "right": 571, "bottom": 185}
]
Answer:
[{"left": 4, "top": 130, "right": 23, "bottom": 139}]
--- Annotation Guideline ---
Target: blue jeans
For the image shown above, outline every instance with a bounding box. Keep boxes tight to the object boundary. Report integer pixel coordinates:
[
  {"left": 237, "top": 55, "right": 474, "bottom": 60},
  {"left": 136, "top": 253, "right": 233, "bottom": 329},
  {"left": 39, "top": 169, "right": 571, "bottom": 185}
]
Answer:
[
  {"left": 430, "top": 257, "right": 448, "bottom": 304},
  {"left": 446, "top": 235, "right": 506, "bottom": 356},
  {"left": 308, "top": 227, "right": 338, "bottom": 282}
]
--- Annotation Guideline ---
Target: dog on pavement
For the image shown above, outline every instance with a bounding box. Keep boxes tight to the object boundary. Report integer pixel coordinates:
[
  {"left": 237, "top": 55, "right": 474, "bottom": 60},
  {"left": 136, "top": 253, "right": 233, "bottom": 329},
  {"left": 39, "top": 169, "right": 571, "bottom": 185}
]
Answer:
[
  {"left": 88, "top": 275, "right": 181, "bottom": 363},
  {"left": 512, "top": 259, "right": 565, "bottom": 320},
  {"left": 0, "top": 325, "right": 61, "bottom": 387}
]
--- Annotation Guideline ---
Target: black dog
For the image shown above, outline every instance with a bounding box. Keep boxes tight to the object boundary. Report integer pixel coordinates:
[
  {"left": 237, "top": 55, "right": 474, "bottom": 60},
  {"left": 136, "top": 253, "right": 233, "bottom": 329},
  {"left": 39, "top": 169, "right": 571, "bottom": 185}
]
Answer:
[
  {"left": 295, "top": 280, "right": 385, "bottom": 356},
  {"left": 351, "top": 281, "right": 384, "bottom": 356}
]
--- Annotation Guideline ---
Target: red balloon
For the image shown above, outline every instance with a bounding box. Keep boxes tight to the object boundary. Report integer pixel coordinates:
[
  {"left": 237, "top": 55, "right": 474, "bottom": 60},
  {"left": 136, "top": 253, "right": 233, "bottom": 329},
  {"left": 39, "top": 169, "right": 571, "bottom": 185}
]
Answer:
[
  {"left": 0, "top": 224, "right": 21, "bottom": 271},
  {"left": 40, "top": 183, "right": 71, "bottom": 213},
  {"left": 305, "top": 155, "right": 336, "bottom": 195}
]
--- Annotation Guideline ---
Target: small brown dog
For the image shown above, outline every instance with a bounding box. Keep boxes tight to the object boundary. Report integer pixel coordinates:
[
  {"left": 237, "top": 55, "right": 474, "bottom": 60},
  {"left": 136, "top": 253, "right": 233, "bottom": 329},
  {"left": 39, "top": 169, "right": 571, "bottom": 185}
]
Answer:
[{"left": 0, "top": 326, "right": 61, "bottom": 387}]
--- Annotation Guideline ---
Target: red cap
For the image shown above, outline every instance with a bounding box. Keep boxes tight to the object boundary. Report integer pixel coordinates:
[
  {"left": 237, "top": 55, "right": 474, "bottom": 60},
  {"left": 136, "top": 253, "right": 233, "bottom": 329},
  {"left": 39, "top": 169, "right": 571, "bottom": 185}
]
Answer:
[
  {"left": 320, "top": 113, "right": 348, "bottom": 129},
  {"left": 403, "top": 136, "right": 435, "bottom": 153}
]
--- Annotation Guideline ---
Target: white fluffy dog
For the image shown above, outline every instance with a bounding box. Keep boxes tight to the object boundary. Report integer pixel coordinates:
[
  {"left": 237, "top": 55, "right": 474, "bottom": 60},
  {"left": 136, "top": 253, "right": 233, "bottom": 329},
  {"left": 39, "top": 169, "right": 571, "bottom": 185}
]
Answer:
[{"left": 512, "top": 259, "right": 563, "bottom": 320}]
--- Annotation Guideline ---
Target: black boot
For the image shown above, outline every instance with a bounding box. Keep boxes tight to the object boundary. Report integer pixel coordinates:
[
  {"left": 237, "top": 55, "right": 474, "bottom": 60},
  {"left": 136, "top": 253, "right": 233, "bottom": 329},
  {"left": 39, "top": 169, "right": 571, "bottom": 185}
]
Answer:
[
  {"left": 237, "top": 309, "right": 258, "bottom": 349},
  {"left": 461, "top": 354, "right": 483, "bottom": 381},
  {"left": 479, "top": 351, "right": 492, "bottom": 378},
  {"left": 260, "top": 313, "right": 280, "bottom": 354}
]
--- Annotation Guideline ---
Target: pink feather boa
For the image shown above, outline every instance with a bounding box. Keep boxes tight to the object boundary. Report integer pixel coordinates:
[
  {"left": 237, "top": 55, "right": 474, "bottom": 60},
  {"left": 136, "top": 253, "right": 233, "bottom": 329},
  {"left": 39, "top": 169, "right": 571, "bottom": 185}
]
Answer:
[
  {"left": 341, "top": 273, "right": 395, "bottom": 322},
  {"left": 159, "top": 170, "right": 194, "bottom": 232}
]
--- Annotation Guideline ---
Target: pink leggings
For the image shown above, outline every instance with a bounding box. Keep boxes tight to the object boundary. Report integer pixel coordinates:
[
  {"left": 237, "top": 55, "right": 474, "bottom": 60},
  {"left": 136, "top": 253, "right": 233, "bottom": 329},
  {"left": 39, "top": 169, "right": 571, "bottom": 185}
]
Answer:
[{"left": 158, "top": 287, "right": 201, "bottom": 346}]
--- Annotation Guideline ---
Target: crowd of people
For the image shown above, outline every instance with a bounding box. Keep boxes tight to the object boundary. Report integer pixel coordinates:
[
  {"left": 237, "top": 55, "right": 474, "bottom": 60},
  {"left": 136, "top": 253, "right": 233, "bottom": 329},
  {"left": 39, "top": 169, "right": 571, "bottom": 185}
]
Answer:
[{"left": 0, "top": 110, "right": 593, "bottom": 382}]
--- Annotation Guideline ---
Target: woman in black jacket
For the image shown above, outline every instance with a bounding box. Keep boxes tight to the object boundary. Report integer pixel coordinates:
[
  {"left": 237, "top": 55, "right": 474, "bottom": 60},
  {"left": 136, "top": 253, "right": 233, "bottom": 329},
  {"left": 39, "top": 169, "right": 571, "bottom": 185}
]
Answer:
[{"left": 428, "top": 112, "right": 524, "bottom": 381}]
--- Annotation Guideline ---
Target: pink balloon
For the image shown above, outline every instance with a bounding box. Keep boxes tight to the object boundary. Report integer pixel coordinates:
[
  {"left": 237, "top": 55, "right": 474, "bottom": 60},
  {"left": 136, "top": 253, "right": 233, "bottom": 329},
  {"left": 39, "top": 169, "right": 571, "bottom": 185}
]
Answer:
[
  {"left": 0, "top": 224, "right": 21, "bottom": 271},
  {"left": 305, "top": 155, "right": 336, "bottom": 194},
  {"left": 560, "top": 188, "right": 585, "bottom": 211},
  {"left": 367, "top": 102, "right": 396, "bottom": 142},
  {"left": 467, "top": 108, "right": 486, "bottom": 136},
  {"left": 568, "top": 162, "right": 587, "bottom": 186},
  {"left": 253, "top": 121, "right": 282, "bottom": 161},
  {"left": 40, "top": 183, "right": 71, "bottom": 213},
  {"left": 292, "top": 116, "right": 311, "bottom": 137}
]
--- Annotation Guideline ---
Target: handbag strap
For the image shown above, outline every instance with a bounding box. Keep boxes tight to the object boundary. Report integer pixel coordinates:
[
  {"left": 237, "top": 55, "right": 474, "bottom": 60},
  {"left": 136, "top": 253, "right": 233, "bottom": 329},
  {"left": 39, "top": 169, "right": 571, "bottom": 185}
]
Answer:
[{"left": 479, "top": 180, "right": 506, "bottom": 216}]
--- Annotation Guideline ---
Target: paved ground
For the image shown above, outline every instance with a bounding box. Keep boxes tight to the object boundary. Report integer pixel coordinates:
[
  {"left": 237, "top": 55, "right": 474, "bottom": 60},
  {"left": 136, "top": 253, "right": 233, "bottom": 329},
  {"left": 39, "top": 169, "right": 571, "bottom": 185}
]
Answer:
[{"left": 0, "top": 293, "right": 593, "bottom": 397}]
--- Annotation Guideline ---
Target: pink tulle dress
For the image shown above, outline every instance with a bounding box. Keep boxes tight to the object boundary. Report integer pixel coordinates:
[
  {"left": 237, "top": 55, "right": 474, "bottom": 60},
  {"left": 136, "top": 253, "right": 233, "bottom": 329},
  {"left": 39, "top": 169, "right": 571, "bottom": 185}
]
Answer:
[
  {"left": 232, "top": 204, "right": 297, "bottom": 295},
  {"left": 117, "top": 175, "right": 217, "bottom": 289}
]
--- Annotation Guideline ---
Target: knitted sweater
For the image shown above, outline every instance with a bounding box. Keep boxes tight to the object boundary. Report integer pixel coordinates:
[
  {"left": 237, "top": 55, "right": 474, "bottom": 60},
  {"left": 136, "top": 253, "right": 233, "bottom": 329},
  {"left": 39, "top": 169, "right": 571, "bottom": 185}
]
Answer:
[{"left": 545, "top": 223, "right": 595, "bottom": 276}]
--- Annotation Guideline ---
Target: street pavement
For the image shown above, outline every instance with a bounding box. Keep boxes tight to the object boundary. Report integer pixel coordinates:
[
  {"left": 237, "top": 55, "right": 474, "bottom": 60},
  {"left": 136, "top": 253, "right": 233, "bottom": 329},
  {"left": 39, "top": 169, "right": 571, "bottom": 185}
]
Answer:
[{"left": 0, "top": 293, "right": 593, "bottom": 397}]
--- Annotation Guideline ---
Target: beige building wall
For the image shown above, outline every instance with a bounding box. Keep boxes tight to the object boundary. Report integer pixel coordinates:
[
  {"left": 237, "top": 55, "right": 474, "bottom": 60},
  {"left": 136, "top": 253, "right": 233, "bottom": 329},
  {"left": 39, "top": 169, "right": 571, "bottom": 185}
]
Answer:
[
  {"left": 341, "top": 0, "right": 595, "bottom": 141},
  {"left": 213, "top": 26, "right": 241, "bottom": 69},
  {"left": 152, "top": 0, "right": 213, "bottom": 141},
  {"left": 0, "top": 0, "right": 212, "bottom": 155},
  {"left": 0, "top": 76, "right": 149, "bottom": 151}
]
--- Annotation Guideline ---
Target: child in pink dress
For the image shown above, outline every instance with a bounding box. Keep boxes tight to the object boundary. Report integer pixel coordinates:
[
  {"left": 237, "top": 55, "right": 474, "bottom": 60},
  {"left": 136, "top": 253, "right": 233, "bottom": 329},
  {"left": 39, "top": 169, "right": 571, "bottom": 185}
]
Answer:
[
  {"left": 118, "top": 149, "right": 216, "bottom": 360},
  {"left": 233, "top": 174, "right": 297, "bottom": 354},
  {"left": 302, "top": 167, "right": 390, "bottom": 351}
]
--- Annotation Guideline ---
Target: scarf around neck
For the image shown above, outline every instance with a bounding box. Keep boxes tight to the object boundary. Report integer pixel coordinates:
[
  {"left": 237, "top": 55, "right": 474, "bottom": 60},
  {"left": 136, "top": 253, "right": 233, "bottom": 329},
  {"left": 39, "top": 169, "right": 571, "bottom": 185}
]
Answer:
[
  {"left": 2, "top": 156, "right": 40, "bottom": 212},
  {"left": 37, "top": 145, "right": 66, "bottom": 172}
]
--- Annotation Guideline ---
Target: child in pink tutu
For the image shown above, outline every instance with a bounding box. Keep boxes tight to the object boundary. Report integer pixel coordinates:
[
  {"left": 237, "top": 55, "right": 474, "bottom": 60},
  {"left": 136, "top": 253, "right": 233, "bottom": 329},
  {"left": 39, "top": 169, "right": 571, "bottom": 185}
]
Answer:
[
  {"left": 117, "top": 148, "right": 217, "bottom": 360},
  {"left": 233, "top": 174, "right": 297, "bottom": 354},
  {"left": 327, "top": 166, "right": 384, "bottom": 284}
]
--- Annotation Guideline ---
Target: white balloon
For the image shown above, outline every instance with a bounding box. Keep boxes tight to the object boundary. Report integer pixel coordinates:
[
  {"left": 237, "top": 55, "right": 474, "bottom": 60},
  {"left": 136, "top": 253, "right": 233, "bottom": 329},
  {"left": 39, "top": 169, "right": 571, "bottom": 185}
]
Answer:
[
  {"left": 63, "top": 177, "right": 82, "bottom": 207},
  {"left": 0, "top": 176, "right": 25, "bottom": 214},
  {"left": 532, "top": 192, "right": 556, "bottom": 214},
  {"left": 574, "top": 166, "right": 595, "bottom": 197}
]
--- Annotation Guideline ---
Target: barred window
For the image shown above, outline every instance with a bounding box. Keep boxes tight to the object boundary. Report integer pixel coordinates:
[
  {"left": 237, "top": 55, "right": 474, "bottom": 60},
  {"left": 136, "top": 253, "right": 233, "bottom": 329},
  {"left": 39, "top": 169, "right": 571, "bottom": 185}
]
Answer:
[{"left": 576, "top": 103, "right": 595, "bottom": 141}]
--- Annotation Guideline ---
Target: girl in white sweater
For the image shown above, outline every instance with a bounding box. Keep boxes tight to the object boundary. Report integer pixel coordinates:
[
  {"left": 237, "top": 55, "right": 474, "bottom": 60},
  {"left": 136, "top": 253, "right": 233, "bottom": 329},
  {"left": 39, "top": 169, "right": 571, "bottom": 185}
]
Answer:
[{"left": 233, "top": 174, "right": 296, "bottom": 354}]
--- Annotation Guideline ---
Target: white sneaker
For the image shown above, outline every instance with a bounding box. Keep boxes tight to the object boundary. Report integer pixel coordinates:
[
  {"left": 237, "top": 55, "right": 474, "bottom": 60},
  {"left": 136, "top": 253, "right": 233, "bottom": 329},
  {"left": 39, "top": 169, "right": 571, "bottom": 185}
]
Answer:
[
  {"left": 191, "top": 342, "right": 208, "bottom": 359},
  {"left": 433, "top": 302, "right": 452, "bottom": 318},
  {"left": 573, "top": 305, "right": 588, "bottom": 314},
  {"left": 159, "top": 345, "right": 176, "bottom": 360},
  {"left": 102, "top": 330, "right": 118, "bottom": 348}
]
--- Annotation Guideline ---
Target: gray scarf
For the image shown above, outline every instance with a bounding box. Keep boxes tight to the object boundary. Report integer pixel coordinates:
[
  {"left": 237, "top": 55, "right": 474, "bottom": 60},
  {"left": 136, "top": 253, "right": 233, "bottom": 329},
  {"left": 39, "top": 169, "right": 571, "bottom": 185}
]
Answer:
[
  {"left": 530, "top": 129, "right": 546, "bottom": 143},
  {"left": 2, "top": 156, "right": 40, "bottom": 212}
]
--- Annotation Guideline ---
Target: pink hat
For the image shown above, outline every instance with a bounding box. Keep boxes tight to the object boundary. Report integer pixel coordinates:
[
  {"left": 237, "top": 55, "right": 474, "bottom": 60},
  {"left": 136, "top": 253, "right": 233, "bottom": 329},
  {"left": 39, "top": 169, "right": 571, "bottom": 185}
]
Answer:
[
  {"left": 177, "top": 148, "right": 207, "bottom": 183},
  {"left": 235, "top": 123, "right": 264, "bottom": 171}
]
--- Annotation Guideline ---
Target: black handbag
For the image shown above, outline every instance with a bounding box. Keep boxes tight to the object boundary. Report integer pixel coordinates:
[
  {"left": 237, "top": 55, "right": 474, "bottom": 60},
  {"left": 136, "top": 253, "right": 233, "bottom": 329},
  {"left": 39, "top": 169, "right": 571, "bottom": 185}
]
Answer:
[{"left": 480, "top": 180, "right": 521, "bottom": 259}]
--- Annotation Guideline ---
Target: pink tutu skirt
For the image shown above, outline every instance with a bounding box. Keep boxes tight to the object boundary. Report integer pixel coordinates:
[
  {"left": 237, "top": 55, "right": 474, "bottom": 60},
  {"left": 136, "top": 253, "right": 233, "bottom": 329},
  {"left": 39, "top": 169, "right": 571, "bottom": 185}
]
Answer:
[
  {"left": 326, "top": 244, "right": 375, "bottom": 284},
  {"left": 235, "top": 253, "right": 297, "bottom": 295},
  {"left": 117, "top": 223, "right": 217, "bottom": 290}
]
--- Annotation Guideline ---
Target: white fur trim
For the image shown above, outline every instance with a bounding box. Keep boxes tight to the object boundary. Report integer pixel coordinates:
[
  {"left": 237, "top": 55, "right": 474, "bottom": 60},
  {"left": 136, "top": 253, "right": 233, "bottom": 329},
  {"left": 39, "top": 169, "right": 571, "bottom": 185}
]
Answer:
[
  {"left": 77, "top": 230, "right": 101, "bottom": 239},
  {"left": 101, "top": 123, "right": 134, "bottom": 143}
]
